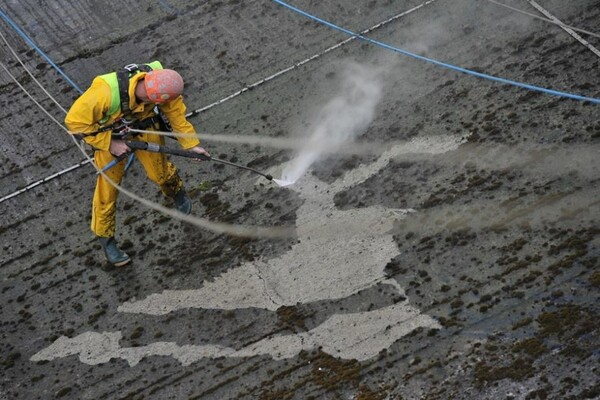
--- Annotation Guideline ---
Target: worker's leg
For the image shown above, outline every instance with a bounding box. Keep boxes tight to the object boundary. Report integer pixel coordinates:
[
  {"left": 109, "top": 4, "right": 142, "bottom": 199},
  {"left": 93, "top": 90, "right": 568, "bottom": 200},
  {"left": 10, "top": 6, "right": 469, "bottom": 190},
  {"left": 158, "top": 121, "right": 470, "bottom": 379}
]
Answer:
[
  {"left": 134, "top": 134, "right": 191, "bottom": 214},
  {"left": 91, "top": 150, "right": 131, "bottom": 266},
  {"left": 134, "top": 135, "right": 183, "bottom": 198},
  {"left": 91, "top": 150, "right": 126, "bottom": 238}
]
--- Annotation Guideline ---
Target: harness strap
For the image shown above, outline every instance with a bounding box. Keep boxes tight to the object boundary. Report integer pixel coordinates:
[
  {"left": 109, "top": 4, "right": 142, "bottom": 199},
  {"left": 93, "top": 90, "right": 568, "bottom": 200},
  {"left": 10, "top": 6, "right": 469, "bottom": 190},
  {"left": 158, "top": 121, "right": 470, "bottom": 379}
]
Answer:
[
  {"left": 117, "top": 63, "right": 153, "bottom": 119},
  {"left": 116, "top": 69, "right": 131, "bottom": 118},
  {"left": 155, "top": 106, "right": 173, "bottom": 133},
  {"left": 110, "top": 115, "right": 162, "bottom": 140},
  {"left": 132, "top": 115, "right": 161, "bottom": 130},
  {"left": 81, "top": 63, "right": 162, "bottom": 139}
]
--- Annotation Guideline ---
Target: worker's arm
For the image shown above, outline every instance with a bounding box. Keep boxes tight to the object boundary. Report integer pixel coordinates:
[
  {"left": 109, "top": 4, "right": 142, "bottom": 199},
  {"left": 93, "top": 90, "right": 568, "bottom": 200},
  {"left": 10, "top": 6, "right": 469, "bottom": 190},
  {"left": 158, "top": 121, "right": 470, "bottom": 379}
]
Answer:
[
  {"left": 159, "top": 96, "right": 200, "bottom": 149},
  {"left": 64, "top": 78, "right": 113, "bottom": 151},
  {"left": 160, "top": 96, "right": 209, "bottom": 157}
]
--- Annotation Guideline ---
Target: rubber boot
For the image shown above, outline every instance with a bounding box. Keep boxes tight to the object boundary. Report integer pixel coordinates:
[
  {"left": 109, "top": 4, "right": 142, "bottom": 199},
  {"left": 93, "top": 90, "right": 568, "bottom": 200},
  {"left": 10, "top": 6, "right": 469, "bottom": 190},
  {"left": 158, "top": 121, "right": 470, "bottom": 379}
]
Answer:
[
  {"left": 97, "top": 237, "right": 131, "bottom": 267},
  {"left": 174, "top": 189, "right": 192, "bottom": 215}
]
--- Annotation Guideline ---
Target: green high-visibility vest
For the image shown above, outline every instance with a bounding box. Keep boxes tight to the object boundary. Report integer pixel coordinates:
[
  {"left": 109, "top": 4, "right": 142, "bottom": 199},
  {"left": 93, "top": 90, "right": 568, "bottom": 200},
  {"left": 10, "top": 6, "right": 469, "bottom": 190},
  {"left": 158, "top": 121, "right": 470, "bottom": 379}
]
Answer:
[{"left": 97, "top": 60, "right": 163, "bottom": 124}]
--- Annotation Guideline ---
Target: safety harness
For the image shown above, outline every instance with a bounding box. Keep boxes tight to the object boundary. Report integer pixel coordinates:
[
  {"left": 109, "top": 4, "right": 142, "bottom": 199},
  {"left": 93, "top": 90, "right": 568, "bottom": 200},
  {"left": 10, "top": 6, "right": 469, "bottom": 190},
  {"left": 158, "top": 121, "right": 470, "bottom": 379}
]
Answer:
[
  {"left": 85, "top": 61, "right": 172, "bottom": 137},
  {"left": 116, "top": 63, "right": 153, "bottom": 123},
  {"left": 76, "top": 62, "right": 175, "bottom": 174}
]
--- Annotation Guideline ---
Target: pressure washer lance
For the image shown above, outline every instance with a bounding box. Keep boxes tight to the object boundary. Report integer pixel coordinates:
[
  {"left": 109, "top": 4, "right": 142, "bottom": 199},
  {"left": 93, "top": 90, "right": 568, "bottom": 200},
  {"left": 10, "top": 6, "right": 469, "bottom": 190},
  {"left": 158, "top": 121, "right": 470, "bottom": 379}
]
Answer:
[{"left": 98, "top": 141, "right": 274, "bottom": 182}]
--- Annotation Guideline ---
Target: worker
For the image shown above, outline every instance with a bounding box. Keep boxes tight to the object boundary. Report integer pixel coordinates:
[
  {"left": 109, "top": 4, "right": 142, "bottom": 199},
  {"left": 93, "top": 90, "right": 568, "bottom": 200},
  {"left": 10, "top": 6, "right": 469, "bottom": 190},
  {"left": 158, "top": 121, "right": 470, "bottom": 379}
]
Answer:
[{"left": 65, "top": 61, "right": 209, "bottom": 267}]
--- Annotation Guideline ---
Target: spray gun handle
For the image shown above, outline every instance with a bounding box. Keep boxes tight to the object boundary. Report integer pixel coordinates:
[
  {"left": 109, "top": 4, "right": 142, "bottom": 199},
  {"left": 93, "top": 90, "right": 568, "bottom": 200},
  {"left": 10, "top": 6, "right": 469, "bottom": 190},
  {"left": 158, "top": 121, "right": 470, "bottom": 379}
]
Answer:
[{"left": 125, "top": 141, "right": 211, "bottom": 161}]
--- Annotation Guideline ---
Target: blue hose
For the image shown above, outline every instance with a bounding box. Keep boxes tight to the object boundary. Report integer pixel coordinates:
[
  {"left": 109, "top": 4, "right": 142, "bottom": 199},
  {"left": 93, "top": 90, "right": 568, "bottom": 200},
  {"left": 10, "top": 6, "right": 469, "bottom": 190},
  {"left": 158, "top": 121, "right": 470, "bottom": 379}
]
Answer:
[
  {"left": 0, "top": 9, "right": 83, "bottom": 94},
  {"left": 272, "top": 0, "right": 600, "bottom": 105},
  {"left": 0, "top": 9, "right": 136, "bottom": 173}
]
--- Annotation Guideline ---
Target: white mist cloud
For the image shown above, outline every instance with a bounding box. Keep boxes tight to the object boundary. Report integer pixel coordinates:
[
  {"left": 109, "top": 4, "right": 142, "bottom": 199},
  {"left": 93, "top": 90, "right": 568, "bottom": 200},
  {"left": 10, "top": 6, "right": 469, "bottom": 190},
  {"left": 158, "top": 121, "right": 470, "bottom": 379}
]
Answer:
[{"left": 279, "top": 62, "right": 384, "bottom": 185}]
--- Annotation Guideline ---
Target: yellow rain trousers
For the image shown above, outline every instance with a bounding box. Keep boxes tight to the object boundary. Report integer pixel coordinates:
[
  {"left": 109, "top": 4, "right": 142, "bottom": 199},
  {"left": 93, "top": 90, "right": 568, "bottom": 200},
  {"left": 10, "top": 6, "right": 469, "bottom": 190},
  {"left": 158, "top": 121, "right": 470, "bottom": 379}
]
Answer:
[{"left": 65, "top": 70, "right": 200, "bottom": 238}]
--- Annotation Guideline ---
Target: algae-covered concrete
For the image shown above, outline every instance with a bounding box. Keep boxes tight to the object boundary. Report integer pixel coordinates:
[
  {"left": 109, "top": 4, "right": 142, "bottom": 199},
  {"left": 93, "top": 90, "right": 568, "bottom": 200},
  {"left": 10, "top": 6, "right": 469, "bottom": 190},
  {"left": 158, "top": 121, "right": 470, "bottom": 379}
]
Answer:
[{"left": 1, "top": 0, "right": 599, "bottom": 399}]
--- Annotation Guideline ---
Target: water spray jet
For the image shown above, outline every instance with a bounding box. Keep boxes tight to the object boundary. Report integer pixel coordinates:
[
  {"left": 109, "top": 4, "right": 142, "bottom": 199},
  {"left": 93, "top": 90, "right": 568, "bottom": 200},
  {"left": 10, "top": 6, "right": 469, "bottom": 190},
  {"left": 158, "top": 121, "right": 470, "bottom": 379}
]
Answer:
[
  {"left": 273, "top": 178, "right": 295, "bottom": 187},
  {"left": 277, "top": 62, "right": 383, "bottom": 189}
]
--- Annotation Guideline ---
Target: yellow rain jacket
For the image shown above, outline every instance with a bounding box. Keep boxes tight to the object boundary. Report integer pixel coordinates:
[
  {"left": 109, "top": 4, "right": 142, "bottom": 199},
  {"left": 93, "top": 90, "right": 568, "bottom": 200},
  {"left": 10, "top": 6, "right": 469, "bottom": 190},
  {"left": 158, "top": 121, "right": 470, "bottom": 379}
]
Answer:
[{"left": 65, "top": 62, "right": 200, "bottom": 237}]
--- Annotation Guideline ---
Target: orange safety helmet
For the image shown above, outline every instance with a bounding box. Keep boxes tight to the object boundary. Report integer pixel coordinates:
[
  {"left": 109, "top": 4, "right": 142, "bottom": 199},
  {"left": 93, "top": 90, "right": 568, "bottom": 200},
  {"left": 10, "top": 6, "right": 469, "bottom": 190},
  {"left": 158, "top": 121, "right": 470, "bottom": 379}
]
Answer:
[{"left": 144, "top": 69, "right": 184, "bottom": 103}]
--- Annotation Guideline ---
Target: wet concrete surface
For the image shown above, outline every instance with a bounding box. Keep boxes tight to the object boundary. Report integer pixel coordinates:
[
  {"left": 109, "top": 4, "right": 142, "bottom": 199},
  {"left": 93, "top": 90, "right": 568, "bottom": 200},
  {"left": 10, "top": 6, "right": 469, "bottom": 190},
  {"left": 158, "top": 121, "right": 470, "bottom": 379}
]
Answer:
[{"left": 1, "top": 0, "right": 599, "bottom": 399}]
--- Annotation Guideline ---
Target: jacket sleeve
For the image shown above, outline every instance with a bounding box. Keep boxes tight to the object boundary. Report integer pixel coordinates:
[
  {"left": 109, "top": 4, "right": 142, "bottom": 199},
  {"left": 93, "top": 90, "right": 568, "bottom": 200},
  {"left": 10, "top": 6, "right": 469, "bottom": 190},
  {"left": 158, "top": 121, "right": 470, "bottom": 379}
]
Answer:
[
  {"left": 159, "top": 96, "right": 200, "bottom": 149},
  {"left": 64, "top": 78, "right": 113, "bottom": 151}
]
